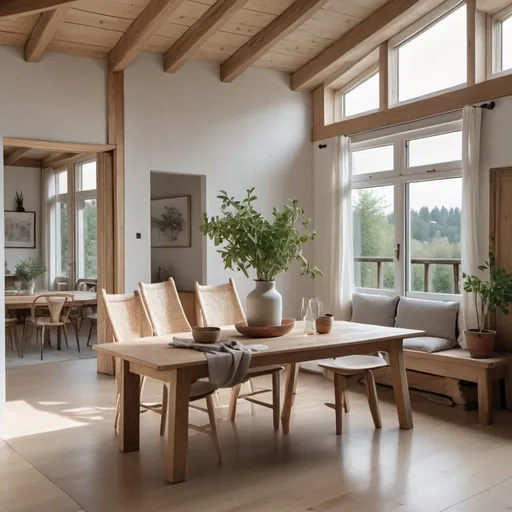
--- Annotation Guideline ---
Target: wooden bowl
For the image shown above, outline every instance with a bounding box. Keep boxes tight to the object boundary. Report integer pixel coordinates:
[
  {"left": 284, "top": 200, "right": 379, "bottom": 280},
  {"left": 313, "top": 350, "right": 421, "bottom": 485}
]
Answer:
[
  {"left": 235, "top": 318, "right": 296, "bottom": 338},
  {"left": 192, "top": 327, "right": 221, "bottom": 344}
]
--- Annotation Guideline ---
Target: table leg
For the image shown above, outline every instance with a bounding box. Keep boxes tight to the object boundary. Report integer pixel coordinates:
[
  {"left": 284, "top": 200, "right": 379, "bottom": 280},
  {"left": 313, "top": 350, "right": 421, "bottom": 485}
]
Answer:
[
  {"left": 119, "top": 360, "right": 140, "bottom": 452},
  {"left": 388, "top": 339, "right": 413, "bottom": 429},
  {"left": 477, "top": 369, "right": 493, "bottom": 425},
  {"left": 166, "top": 368, "right": 191, "bottom": 484},
  {"left": 281, "top": 363, "right": 299, "bottom": 435}
]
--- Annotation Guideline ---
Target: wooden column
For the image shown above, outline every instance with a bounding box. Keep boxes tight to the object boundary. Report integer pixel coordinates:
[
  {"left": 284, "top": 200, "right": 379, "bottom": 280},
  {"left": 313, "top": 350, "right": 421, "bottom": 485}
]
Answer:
[
  {"left": 466, "top": 0, "right": 486, "bottom": 85},
  {"left": 312, "top": 86, "right": 335, "bottom": 140},
  {"left": 97, "top": 69, "right": 125, "bottom": 375},
  {"left": 379, "top": 42, "right": 389, "bottom": 110}
]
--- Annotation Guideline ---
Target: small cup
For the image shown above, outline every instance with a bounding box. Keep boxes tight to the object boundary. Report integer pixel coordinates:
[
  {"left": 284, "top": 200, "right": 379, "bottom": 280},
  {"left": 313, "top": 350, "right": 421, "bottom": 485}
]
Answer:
[{"left": 315, "top": 314, "right": 333, "bottom": 335}]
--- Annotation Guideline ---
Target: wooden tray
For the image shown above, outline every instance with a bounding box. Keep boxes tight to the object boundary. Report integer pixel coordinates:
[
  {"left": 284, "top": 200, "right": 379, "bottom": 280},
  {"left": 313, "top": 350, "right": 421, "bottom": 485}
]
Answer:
[{"left": 235, "top": 318, "right": 296, "bottom": 338}]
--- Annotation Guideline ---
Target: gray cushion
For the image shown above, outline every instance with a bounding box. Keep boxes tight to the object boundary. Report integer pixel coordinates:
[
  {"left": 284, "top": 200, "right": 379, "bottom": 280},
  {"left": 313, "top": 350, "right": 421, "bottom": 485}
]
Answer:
[
  {"left": 351, "top": 293, "right": 400, "bottom": 327},
  {"left": 394, "top": 297, "right": 459, "bottom": 342},
  {"left": 404, "top": 336, "right": 457, "bottom": 353}
]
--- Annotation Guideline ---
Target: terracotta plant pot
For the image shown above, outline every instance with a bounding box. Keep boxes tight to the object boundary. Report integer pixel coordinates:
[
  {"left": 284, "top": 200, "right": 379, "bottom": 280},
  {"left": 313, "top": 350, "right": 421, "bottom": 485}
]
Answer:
[
  {"left": 316, "top": 314, "right": 333, "bottom": 335},
  {"left": 464, "top": 329, "right": 496, "bottom": 359}
]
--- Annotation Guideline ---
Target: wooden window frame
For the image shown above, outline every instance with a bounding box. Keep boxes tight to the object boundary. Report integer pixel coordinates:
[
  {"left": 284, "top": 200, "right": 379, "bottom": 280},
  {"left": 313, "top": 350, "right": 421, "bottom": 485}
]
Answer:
[
  {"left": 488, "top": 4, "right": 512, "bottom": 78},
  {"left": 337, "top": 64, "right": 380, "bottom": 120}
]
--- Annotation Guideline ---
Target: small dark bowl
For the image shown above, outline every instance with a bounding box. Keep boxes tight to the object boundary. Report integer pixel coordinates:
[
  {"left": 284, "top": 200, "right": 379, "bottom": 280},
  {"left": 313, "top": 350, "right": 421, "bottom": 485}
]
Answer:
[{"left": 192, "top": 326, "right": 221, "bottom": 344}]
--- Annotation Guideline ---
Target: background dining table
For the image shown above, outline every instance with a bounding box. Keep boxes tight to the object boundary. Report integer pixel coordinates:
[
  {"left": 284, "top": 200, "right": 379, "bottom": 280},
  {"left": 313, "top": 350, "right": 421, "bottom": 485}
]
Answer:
[{"left": 95, "top": 320, "right": 423, "bottom": 484}]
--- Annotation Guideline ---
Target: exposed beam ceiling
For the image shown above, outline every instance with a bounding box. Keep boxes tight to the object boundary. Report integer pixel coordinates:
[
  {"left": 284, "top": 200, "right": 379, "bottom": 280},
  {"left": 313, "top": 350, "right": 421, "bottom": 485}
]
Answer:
[
  {"left": 108, "top": 0, "right": 187, "bottom": 72},
  {"left": 25, "top": 6, "right": 70, "bottom": 62},
  {"left": 164, "top": 0, "right": 250, "bottom": 73},
  {"left": 0, "top": 0, "right": 75, "bottom": 19},
  {"left": 3, "top": 138, "right": 115, "bottom": 153},
  {"left": 5, "top": 148, "right": 31, "bottom": 166},
  {"left": 42, "top": 151, "right": 76, "bottom": 167},
  {"left": 220, "top": 0, "right": 329, "bottom": 83},
  {"left": 291, "top": 0, "right": 441, "bottom": 91}
]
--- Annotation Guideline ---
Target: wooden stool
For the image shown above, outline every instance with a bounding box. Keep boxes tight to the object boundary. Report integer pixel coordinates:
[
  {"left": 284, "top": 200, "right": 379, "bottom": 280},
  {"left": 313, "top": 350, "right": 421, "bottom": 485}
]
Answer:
[{"left": 319, "top": 353, "right": 388, "bottom": 434}]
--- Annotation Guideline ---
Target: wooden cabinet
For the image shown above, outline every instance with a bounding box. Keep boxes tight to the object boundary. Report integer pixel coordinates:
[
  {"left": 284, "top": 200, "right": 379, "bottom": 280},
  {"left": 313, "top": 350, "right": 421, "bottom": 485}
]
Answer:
[
  {"left": 178, "top": 291, "right": 200, "bottom": 327},
  {"left": 490, "top": 167, "right": 512, "bottom": 352}
]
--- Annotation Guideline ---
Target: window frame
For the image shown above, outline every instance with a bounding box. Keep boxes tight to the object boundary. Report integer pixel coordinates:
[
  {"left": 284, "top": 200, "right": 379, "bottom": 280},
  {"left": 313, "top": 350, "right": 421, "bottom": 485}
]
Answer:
[
  {"left": 351, "top": 117, "right": 463, "bottom": 302},
  {"left": 489, "top": 4, "right": 512, "bottom": 78},
  {"left": 338, "top": 64, "right": 380, "bottom": 119},
  {"left": 388, "top": 0, "right": 467, "bottom": 106}
]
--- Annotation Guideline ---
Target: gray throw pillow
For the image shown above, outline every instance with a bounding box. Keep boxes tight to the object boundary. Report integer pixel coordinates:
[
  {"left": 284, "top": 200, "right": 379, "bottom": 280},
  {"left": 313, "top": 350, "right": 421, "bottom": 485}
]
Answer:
[
  {"left": 394, "top": 296, "right": 459, "bottom": 342},
  {"left": 404, "top": 336, "right": 457, "bottom": 353},
  {"left": 351, "top": 293, "right": 400, "bottom": 327}
]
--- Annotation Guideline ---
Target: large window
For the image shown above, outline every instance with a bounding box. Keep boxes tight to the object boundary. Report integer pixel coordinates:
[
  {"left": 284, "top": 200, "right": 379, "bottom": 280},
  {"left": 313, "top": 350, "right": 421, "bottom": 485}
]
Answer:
[
  {"left": 351, "top": 118, "right": 462, "bottom": 299},
  {"left": 393, "top": 2, "right": 467, "bottom": 103},
  {"left": 492, "top": 6, "right": 512, "bottom": 75},
  {"left": 342, "top": 71, "right": 380, "bottom": 118}
]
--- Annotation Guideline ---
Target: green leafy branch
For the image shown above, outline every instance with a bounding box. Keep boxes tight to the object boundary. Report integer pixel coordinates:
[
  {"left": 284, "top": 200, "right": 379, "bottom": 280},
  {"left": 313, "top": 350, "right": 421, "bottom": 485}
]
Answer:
[{"left": 200, "top": 188, "right": 322, "bottom": 282}]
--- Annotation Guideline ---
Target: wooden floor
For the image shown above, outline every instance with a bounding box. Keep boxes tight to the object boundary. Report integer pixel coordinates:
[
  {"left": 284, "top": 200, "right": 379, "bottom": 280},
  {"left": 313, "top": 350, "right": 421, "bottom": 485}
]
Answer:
[{"left": 2, "top": 360, "right": 512, "bottom": 512}]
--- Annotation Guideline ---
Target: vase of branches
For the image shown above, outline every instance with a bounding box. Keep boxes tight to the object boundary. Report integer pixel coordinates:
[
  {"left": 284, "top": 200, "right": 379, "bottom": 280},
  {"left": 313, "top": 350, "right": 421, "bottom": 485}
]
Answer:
[
  {"left": 15, "top": 190, "right": 25, "bottom": 212},
  {"left": 462, "top": 244, "right": 512, "bottom": 358},
  {"left": 14, "top": 258, "right": 46, "bottom": 295},
  {"left": 201, "top": 188, "right": 322, "bottom": 326}
]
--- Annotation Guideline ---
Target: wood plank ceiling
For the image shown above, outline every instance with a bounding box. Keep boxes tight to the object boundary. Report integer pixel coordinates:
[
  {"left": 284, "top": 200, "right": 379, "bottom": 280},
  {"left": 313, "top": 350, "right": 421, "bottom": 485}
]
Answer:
[{"left": 0, "top": 0, "right": 510, "bottom": 90}]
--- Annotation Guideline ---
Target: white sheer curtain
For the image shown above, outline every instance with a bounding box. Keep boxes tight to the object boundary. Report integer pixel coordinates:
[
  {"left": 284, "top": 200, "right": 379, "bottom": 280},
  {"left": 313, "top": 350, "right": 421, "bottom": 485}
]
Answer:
[
  {"left": 460, "top": 105, "right": 485, "bottom": 347},
  {"left": 329, "top": 136, "right": 354, "bottom": 320},
  {"left": 41, "top": 168, "right": 56, "bottom": 289}
]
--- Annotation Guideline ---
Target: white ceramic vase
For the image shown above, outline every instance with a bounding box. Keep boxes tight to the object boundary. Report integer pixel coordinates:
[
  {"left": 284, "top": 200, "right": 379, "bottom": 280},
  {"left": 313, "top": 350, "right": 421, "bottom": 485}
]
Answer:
[
  {"left": 246, "top": 280, "right": 282, "bottom": 326},
  {"left": 25, "top": 280, "right": 35, "bottom": 295}
]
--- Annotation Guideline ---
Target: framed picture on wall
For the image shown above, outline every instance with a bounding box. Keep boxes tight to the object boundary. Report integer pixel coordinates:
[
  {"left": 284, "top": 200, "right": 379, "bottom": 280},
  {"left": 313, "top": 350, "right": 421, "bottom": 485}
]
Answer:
[
  {"left": 151, "top": 195, "right": 191, "bottom": 248},
  {"left": 4, "top": 211, "right": 36, "bottom": 249}
]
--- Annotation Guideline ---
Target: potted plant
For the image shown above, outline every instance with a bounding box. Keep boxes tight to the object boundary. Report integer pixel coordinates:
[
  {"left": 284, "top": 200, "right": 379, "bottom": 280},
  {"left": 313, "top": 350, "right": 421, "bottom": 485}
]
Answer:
[
  {"left": 462, "top": 247, "right": 512, "bottom": 358},
  {"left": 200, "top": 188, "right": 322, "bottom": 326},
  {"left": 14, "top": 258, "right": 46, "bottom": 295}
]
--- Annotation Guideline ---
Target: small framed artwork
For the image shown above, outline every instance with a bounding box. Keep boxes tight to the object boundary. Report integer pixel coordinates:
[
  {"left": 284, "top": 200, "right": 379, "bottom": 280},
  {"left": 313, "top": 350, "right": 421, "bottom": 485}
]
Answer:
[
  {"left": 151, "top": 195, "right": 191, "bottom": 248},
  {"left": 4, "top": 211, "right": 36, "bottom": 249}
]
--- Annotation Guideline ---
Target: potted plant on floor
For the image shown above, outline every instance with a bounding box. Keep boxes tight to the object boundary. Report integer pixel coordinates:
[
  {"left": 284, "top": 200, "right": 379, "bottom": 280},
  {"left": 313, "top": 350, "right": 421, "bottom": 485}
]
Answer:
[
  {"left": 14, "top": 258, "right": 46, "bottom": 295},
  {"left": 200, "top": 188, "right": 322, "bottom": 326},
  {"left": 462, "top": 247, "right": 512, "bottom": 358}
]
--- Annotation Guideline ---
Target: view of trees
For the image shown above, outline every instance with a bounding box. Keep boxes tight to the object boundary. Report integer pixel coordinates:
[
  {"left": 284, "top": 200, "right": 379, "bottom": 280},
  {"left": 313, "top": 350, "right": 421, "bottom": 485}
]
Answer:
[{"left": 353, "top": 187, "right": 461, "bottom": 294}]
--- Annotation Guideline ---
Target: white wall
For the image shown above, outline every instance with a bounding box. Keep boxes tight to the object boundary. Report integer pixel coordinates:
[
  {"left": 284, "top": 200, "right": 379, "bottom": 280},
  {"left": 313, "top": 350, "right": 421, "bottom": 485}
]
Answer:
[
  {"left": 150, "top": 172, "right": 204, "bottom": 291},
  {"left": 3, "top": 166, "right": 42, "bottom": 282},
  {"left": 125, "top": 55, "right": 315, "bottom": 316}
]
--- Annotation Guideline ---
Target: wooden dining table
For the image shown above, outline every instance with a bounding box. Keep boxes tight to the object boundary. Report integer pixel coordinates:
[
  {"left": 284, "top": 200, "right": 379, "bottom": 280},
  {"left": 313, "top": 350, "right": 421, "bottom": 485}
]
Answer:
[{"left": 94, "top": 321, "right": 423, "bottom": 484}]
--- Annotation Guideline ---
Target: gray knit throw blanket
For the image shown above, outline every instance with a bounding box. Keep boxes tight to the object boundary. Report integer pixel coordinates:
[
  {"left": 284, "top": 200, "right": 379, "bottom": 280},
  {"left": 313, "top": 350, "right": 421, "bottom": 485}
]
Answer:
[{"left": 169, "top": 338, "right": 268, "bottom": 388}]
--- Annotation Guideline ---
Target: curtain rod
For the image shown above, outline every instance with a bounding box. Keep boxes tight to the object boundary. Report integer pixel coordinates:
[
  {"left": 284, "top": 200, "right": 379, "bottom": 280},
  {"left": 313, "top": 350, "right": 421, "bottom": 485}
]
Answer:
[{"left": 475, "top": 101, "right": 495, "bottom": 110}]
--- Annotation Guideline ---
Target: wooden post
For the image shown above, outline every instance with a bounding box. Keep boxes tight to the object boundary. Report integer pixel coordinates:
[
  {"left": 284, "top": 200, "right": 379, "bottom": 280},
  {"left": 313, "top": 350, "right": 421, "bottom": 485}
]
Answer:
[
  {"left": 453, "top": 263, "right": 460, "bottom": 294},
  {"left": 424, "top": 263, "right": 430, "bottom": 293},
  {"left": 376, "top": 261, "right": 383, "bottom": 289}
]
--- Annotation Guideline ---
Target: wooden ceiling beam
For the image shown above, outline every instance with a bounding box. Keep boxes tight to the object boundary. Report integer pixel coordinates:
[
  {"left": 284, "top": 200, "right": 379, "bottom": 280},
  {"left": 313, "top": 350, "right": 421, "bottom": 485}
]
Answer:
[
  {"left": 108, "top": 0, "right": 187, "bottom": 72},
  {"left": 41, "top": 151, "right": 75, "bottom": 167},
  {"left": 164, "top": 0, "right": 250, "bottom": 73},
  {"left": 5, "top": 148, "right": 31, "bottom": 166},
  {"left": 3, "top": 138, "right": 115, "bottom": 153},
  {"left": 0, "top": 0, "right": 75, "bottom": 19},
  {"left": 220, "top": 0, "right": 328, "bottom": 83},
  {"left": 44, "top": 152, "right": 88, "bottom": 168},
  {"left": 291, "top": 0, "right": 423, "bottom": 91},
  {"left": 25, "top": 6, "right": 70, "bottom": 62},
  {"left": 8, "top": 158, "right": 43, "bottom": 168}
]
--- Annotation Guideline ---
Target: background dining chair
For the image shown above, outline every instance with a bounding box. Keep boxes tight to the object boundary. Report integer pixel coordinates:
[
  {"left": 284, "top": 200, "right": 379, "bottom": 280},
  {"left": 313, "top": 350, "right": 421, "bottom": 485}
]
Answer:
[
  {"left": 108, "top": 285, "right": 221, "bottom": 461},
  {"left": 195, "top": 279, "right": 284, "bottom": 430},
  {"left": 318, "top": 353, "right": 389, "bottom": 435},
  {"left": 5, "top": 313, "right": 20, "bottom": 357},
  {"left": 22, "top": 294, "right": 74, "bottom": 360}
]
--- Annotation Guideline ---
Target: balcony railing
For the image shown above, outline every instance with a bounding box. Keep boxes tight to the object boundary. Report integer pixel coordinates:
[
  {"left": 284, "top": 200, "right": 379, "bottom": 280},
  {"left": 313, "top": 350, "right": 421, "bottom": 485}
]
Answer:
[{"left": 354, "top": 257, "right": 461, "bottom": 294}]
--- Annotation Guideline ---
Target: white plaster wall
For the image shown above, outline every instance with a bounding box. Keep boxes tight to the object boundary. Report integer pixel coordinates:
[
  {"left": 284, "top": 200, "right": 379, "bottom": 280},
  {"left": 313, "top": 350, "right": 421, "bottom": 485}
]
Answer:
[
  {"left": 150, "top": 172, "right": 204, "bottom": 291},
  {"left": 125, "top": 55, "right": 315, "bottom": 317},
  {"left": 3, "top": 166, "right": 42, "bottom": 282},
  {"left": 0, "top": 47, "right": 106, "bottom": 143}
]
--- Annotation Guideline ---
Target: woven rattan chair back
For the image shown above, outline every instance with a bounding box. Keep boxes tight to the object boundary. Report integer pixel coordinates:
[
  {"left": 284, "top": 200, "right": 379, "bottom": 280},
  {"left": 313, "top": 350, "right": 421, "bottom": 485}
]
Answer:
[
  {"left": 138, "top": 278, "right": 191, "bottom": 336},
  {"left": 30, "top": 294, "right": 73, "bottom": 324},
  {"left": 101, "top": 290, "right": 152, "bottom": 342},
  {"left": 195, "top": 278, "right": 246, "bottom": 327}
]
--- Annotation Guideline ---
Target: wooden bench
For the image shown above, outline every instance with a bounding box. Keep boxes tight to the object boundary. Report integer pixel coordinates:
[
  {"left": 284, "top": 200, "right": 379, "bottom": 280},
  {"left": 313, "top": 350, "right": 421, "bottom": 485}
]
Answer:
[{"left": 403, "top": 348, "right": 512, "bottom": 425}]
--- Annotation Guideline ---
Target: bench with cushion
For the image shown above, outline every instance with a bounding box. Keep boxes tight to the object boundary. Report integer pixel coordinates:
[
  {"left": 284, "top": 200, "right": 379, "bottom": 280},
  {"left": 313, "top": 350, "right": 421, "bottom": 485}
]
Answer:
[{"left": 351, "top": 293, "right": 512, "bottom": 425}]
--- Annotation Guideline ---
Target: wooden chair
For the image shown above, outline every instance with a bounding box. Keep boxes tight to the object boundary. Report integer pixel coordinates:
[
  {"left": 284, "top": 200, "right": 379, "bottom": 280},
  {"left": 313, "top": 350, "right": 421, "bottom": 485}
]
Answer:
[
  {"left": 138, "top": 278, "right": 191, "bottom": 336},
  {"left": 5, "top": 314, "right": 20, "bottom": 357},
  {"left": 22, "top": 294, "right": 74, "bottom": 360},
  {"left": 318, "top": 353, "right": 389, "bottom": 435},
  {"left": 107, "top": 287, "right": 221, "bottom": 462},
  {"left": 195, "top": 278, "right": 284, "bottom": 430},
  {"left": 86, "top": 312, "right": 97, "bottom": 346}
]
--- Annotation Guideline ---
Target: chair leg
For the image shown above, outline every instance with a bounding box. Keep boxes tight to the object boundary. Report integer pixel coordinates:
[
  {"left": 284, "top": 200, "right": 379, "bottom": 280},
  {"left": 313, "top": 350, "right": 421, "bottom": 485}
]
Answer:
[
  {"left": 228, "top": 384, "right": 242, "bottom": 423},
  {"left": 9, "top": 325, "right": 20, "bottom": 357},
  {"left": 333, "top": 373, "right": 344, "bottom": 435},
  {"left": 343, "top": 390, "right": 350, "bottom": 413},
  {"left": 21, "top": 323, "right": 29, "bottom": 358},
  {"left": 62, "top": 325, "right": 69, "bottom": 348},
  {"left": 114, "top": 392, "right": 120, "bottom": 434},
  {"left": 206, "top": 395, "right": 222, "bottom": 464},
  {"left": 47, "top": 329, "right": 52, "bottom": 348},
  {"left": 40, "top": 327, "right": 45, "bottom": 361},
  {"left": 160, "top": 384, "right": 168, "bottom": 437},
  {"left": 87, "top": 322, "right": 94, "bottom": 347},
  {"left": 364, "top": 370, "right": 382, "bottom": 429},
  {"left": 6, "top": 326, "right": 14, "bottom": 351},
  {"left": 73, "top": 320, "right": 81, "bottom": 353},
  {"left": 272, "top": 371, "right": 280, "bottom": 430}
]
